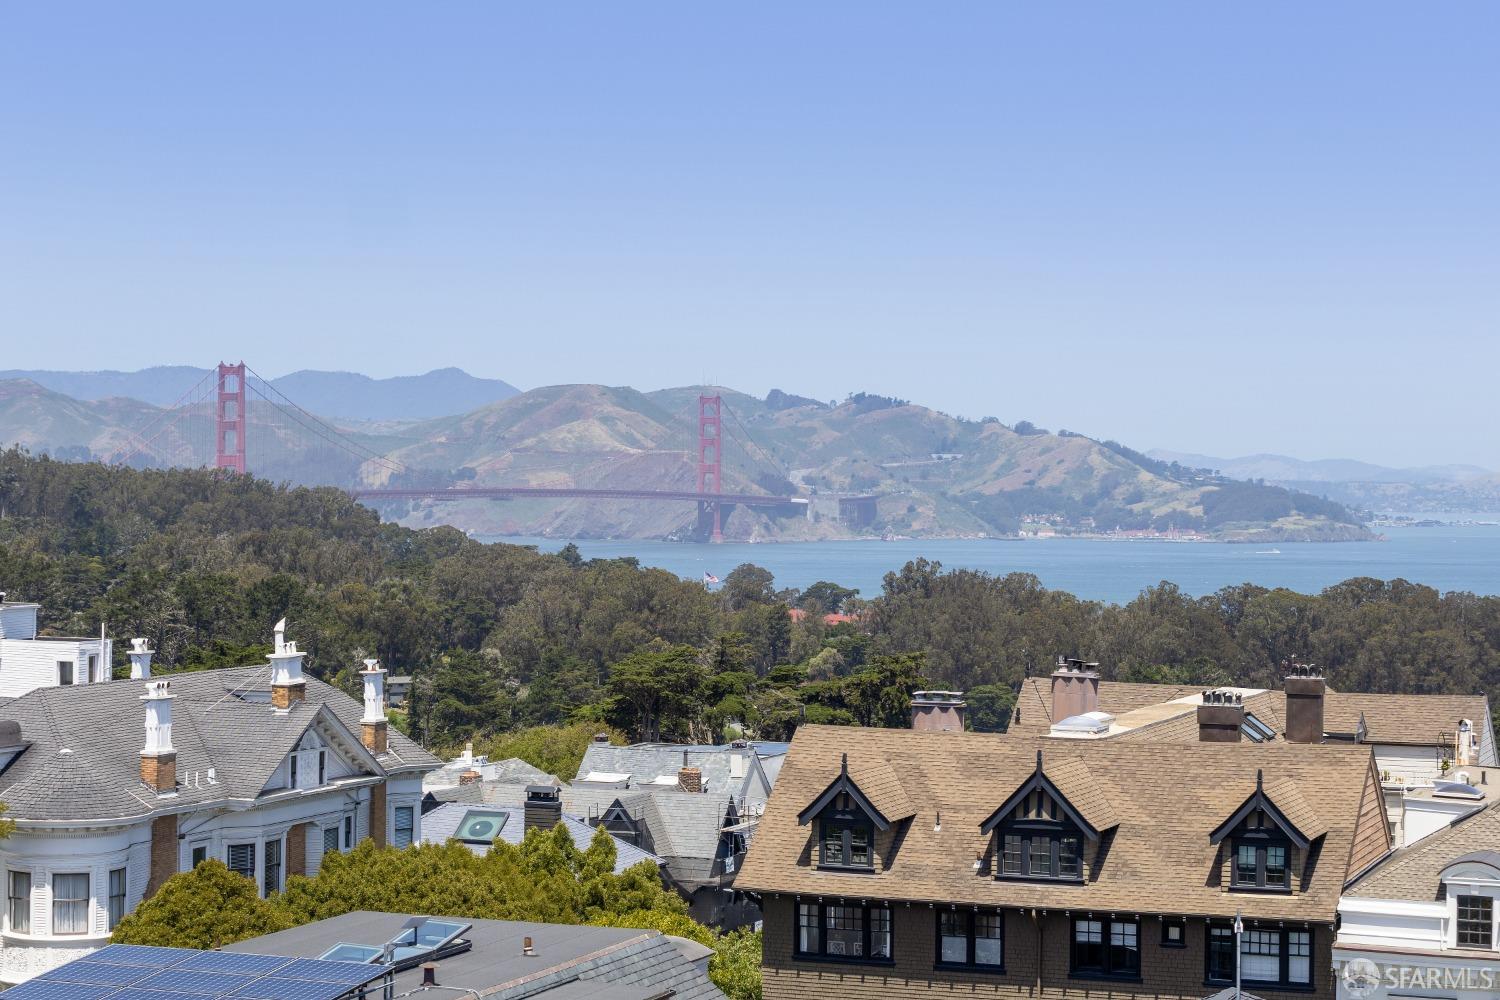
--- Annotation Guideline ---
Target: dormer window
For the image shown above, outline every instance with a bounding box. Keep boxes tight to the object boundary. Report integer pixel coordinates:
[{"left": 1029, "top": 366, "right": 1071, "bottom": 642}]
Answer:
[
  {"left": 981, "top": 752, "right": 1113, "bottom": 885},
  {"left": 798, "top": 754, "right": 911, "bottom": 874},
  {"left": 1211, "top": 770, "right": 1322, "bottom": 896}
]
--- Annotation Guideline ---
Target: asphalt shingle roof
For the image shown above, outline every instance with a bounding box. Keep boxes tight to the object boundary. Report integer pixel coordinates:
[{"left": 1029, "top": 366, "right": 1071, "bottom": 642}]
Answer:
[
  {"left": 737, "top": 724, "right": 1385, "bottom": 923},
  {"left": 0, "top": 666, "right": 440, "bottom": 822},
  {"left": 1349, "top": 800, "right": 1500, "bottom": 902}
]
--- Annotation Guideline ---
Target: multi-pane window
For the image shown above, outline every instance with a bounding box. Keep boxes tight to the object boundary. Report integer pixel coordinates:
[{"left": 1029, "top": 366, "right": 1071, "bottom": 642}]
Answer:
[
  {"left": 52, "top": 873, "right": 89, "bottom": 935},
  {"left": 996, "top": 831, "right": 1084, "bottom": 881},
  {"left": 264, "top": 838, "right": 283, "bottom": 896},
  {"left": 344, "top": 815, "right": 354, "bottom": 850},
  {"left": 394, "top": 806, "right": 415, "bottom": 849},
  {"left": 936, "top": 910, "right": 1004, "bottom": 968},
  {"left": 1207, "top": 924, "right": 1313, "bottom": 988},
  {"left": 227, "top": 842, "right": 256, "bottom": 881},
  {"left": 8, "top": 870, "right": 30, "bottom": 933},
  {"left": 108, "top": 868, "right": 127, "bottom": 929},
  {"left": 1231, "top": 839, "right": 1291, "bottom": 890},
  {"left": 323, "top": 825, "right": 340, "bottom": 857},
  {"left": 793, "top": 900, "right": 893, "bottom": 962},
  {"left": 1458, "top": 895, "right": 1494, "bottom": 949},
  {"left": 1071, "top": 918, "right": 1139, "bottom": 979},
  {"left": 819, "top": 820, "right": 873, "bottom": 869}
]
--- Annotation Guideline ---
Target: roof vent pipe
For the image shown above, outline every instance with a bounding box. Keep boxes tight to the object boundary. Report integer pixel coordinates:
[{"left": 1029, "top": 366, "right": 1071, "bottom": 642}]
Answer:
[
  {"left": 420, "top": 963, "right": 438, "bottom": 987},
  {"left": 522, "top": 936, "right": 536, "bottom": 957}
]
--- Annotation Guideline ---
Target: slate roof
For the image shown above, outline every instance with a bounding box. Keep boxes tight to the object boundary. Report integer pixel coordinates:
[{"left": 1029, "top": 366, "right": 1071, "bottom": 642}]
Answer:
[
  {"left": 0, "top": 666, "right": 440, "bottom": 823},
  {"left": 228, "top": 911, "right": 724, "bottom": 1000},
  {"left": 576, "top": 743, "right": 765, "bottom": 799},
  {"left": 737, "top": 724, "right": 1385, "bottom": 922},
  {"left": 1010, "top": 677, "right": 1492, "bottom": 752},
  {"left": 420, "top": 801, "right": 664, "bottom": 872},
  {"left": 1348, "top": 800, "right": 1500, "bottom": 902}
]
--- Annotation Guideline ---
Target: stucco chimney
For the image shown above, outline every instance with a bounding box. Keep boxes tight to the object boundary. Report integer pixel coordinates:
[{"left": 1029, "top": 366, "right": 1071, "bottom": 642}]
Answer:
[
  {"left": 1197, "top": 689, "right": 1245, "bottom": 743},
  {"left": 1284, "top": 662, "right": 1325, "bottom": 744},
  {"left": 128, "top": 637, "right": 155, "bottom": 680},
  {"left": 269, "top": 618, "right": 307, "bottom": 712},
  {"left": 910, "top": 690, "right": 967, "bottom": 732},
  {"left": 359, "top": 659, "right": 388, "bottom": 754},
  {"left": 140, "top": 680, "right": 177, "bottom": 794},
  {"left": 1049, "top": 657, "right": 1101, "bottom": 724}
]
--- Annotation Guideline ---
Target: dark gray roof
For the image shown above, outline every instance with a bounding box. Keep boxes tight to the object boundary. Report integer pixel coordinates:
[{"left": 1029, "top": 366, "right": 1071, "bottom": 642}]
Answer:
[
  {"left": 420, "top": 802, "right": 664, "bottom": 872},
  {"left": 226, "top": 911, "right": 724, "bottom": 1000},
  {"left": 0, "top": 666, "right": 441, "bottom": 823}
]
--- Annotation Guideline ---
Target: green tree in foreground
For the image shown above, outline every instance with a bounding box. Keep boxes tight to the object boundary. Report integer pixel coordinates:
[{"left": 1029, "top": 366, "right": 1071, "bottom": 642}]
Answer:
[
  {"left": 460, "top": 720, "right": 628, "bottom": 778},
  {"left": 111, "top": 861, "right": 292, "bottom": 947},
  {"left": 112, "top": 827, "right": 760, "bottom": 1000}
]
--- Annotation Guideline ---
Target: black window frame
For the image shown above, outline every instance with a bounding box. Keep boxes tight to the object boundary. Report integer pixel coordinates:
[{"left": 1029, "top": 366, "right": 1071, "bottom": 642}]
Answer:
[
  {"left": 1457, "top": 895, "right": 1494, "bottom": 950},
  {"left": 1070, "top": 916, "right": 1140, "bottom": 981},
  {"left": 227, "top": 841, "right": 256, "bottom": 881},
  {"left": 818, "top": 818, "right": 875, "bottom": 871},
  {"left": 934, "top": 909, "right": 1005, "bottom": 971},
  {"left": 995, "top": 823, "right": 1084, "bottom": 883},
  {"left": 1205, "top": 922, "right": 1315, "bottom": 991},
  {"left": 190, "top": 845, "right": 207, "bottom": 869},
  {"left": 792, "top": 899, "right": 894, "bottom": 964},
  {"left": 1230, "top": 834, "right": 1292, "bottom": 892},
  {"left": 344, "top": 814, "right": 353, "bottom": 849},
  {"left": 1161, "top": 917, "right": 1186, "bottom": 948},
  {"left": 263, "top": 837, "right": 283, "bottom": 896}
]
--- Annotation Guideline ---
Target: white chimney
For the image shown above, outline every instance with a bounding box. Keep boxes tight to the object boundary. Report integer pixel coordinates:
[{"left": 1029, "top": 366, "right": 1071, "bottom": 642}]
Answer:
[
  {"left": 360, "top": 659, "right": 387, "bottom": 724},
  {"left": 268, "top": 617, "right": 307, "bottom": 711},
  {"left": 128, "top": 638, "right": 155, "bottom": 680},
  {"left": 141, "top": 681, "right": 175, "bottom": 755}
]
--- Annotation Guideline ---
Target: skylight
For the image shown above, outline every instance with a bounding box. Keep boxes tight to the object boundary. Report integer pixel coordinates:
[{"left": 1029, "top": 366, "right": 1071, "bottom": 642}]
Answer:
[
  {"left": 1434, "top": 781, "right": 1484, "bottom": 800},
  {"left": 1241, "top": 713, "right": 1277, "bottom": 743},
  {"left": 454, "top": 809, "right": 508, "bottom": 844},
  {"left": 318, "top": 917, "right": 472, "bottom": 970}
]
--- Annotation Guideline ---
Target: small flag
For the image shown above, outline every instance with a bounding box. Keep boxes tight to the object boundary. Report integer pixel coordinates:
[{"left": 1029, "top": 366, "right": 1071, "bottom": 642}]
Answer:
[{"left": 703, "top": 571, "right": 720, "bottom": 586}]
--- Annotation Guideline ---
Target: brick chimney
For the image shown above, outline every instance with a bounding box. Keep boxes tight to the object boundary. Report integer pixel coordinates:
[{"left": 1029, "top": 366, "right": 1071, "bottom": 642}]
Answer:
[
  {"left": 910, "top": 690, "right": 967, "bottom": 732},
  {"left": 1284, "top": 662, "right": 1325, "bottom": 744},
  {"left": 678, "top": 766, "right": 703, "bottom": 792},
  {"left": 359, "top": 659, "right": 388, "bottom": 754},
  {"left": 1049, "top": 657, "right": 1101, "bottom": 724},
  {"left": 128, "top": 637, "right": 155, "bottom": 680},
  {"left": 269, "top": 618, "right": 306, "bottom": 712},
  {"left": 140, "top": 680, "right": 177, "bottom": 794},
  {"left": 1197, "top": 689, "right": 1245, "bottom": 743},
  {"left": 524, "top": 784, "right": 562, "bottom": 831}
]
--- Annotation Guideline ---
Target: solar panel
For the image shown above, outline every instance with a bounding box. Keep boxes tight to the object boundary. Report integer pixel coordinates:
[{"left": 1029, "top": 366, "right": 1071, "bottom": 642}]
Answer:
[
  {"left": 1, "top": 980, "right": 127, "bottom": 1000},
  {"left": 41, "top": 963, "right": 160, "bottom": 986},
  {"left": 271, "top": 960, "right": 391, "bottom": 986},
  {"left": 29, "top": 946, "right": 389, "bottom": 1000},
  {"left": 131, "top": 971, "right": 256, "bottom": 996},
  {"left": 176, "top": 954, "right": 295, "bottom": 976}
]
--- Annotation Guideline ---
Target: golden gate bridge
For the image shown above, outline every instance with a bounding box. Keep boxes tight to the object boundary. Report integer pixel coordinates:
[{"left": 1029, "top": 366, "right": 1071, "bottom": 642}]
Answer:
[{"left": 105, "top": 362, "right": 805, "bottom": 542}]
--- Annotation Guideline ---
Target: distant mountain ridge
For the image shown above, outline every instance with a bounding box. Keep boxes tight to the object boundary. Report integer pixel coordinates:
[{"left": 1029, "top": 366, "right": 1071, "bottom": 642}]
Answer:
[
  {"left": 0, "top": 366, "right": 520, "bottom": 422},
  {"left": 1148, "top": 449, "right": 1490, "bottom": 485}
]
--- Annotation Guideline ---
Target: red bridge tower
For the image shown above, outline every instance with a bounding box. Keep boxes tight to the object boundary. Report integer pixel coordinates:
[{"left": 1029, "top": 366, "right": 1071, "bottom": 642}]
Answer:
[
  {"left": 697, "top": 394, "right": 723, "bottom": 543},
  {"left": 215, "top": 362, "right": 247, "bottom": 474}
]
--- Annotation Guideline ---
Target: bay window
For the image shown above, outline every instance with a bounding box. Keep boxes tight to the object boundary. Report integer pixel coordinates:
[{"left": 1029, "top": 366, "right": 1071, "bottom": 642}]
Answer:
[
  {"left": 8, "top": 871, "right": 29, "bottom": 933},
  {"left": 52, "top": 873, "right": 89, "bottom": 935},
  {"left": 107, "top": 867, "right": 126, "bottom": 929}
]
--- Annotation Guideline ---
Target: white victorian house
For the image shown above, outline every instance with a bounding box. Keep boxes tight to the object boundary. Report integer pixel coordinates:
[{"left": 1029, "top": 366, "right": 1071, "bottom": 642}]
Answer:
[
  {"left": 0, "top": 622, "right": 439, "bottom": 982},
  {"left": 0, "top": 598, "right": 113, "bottom": 696},
  {"left": 1335, "top": 799, "right": 1500, "bottom": 998}
]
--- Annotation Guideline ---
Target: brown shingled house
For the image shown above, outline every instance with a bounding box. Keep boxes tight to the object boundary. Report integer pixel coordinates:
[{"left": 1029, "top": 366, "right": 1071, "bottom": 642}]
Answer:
[{"left": 737, "top": 721, "right": 1391, "bottom": 1000}]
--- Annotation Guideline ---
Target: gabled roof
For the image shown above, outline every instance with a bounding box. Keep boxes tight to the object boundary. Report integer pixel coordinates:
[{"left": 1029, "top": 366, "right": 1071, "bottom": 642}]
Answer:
[
  {"left": 1349, "top": 800, "right": 1500, "bottom": 902},
  {"left": 1208, "top": 770, "right": 1326, "bottom": 850},
  {"left": 979, "top": 751, "right": 1117, "bottom": 838},
  {"left": 738, "top": 725, "right": 1382, "bottom": 922},
  {"left": 420, "top": 802, "right": 664, "bottom": 872},
  {"left": 0, "top": 666, "right": 440, "bottom": 823},
  {"left": 797, "top": 753, "right": 914, "bottom": 829}
]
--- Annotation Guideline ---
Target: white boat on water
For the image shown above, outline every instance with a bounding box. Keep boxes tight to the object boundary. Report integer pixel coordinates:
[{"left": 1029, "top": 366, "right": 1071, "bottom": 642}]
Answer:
[{"left": 1256, "top": 548, "right": 1282, "bottom": 555}]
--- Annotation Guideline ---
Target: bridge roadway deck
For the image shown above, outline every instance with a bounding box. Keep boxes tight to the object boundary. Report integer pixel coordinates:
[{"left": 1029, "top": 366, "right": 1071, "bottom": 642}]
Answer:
[{"left": 349, "top": 486, "right": 805, "bottom": 507}]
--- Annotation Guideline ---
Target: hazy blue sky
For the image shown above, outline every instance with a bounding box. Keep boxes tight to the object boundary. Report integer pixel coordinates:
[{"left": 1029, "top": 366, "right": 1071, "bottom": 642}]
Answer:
[{"left": 3, "top": 4, "right": 1497, "bottom": 467}]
